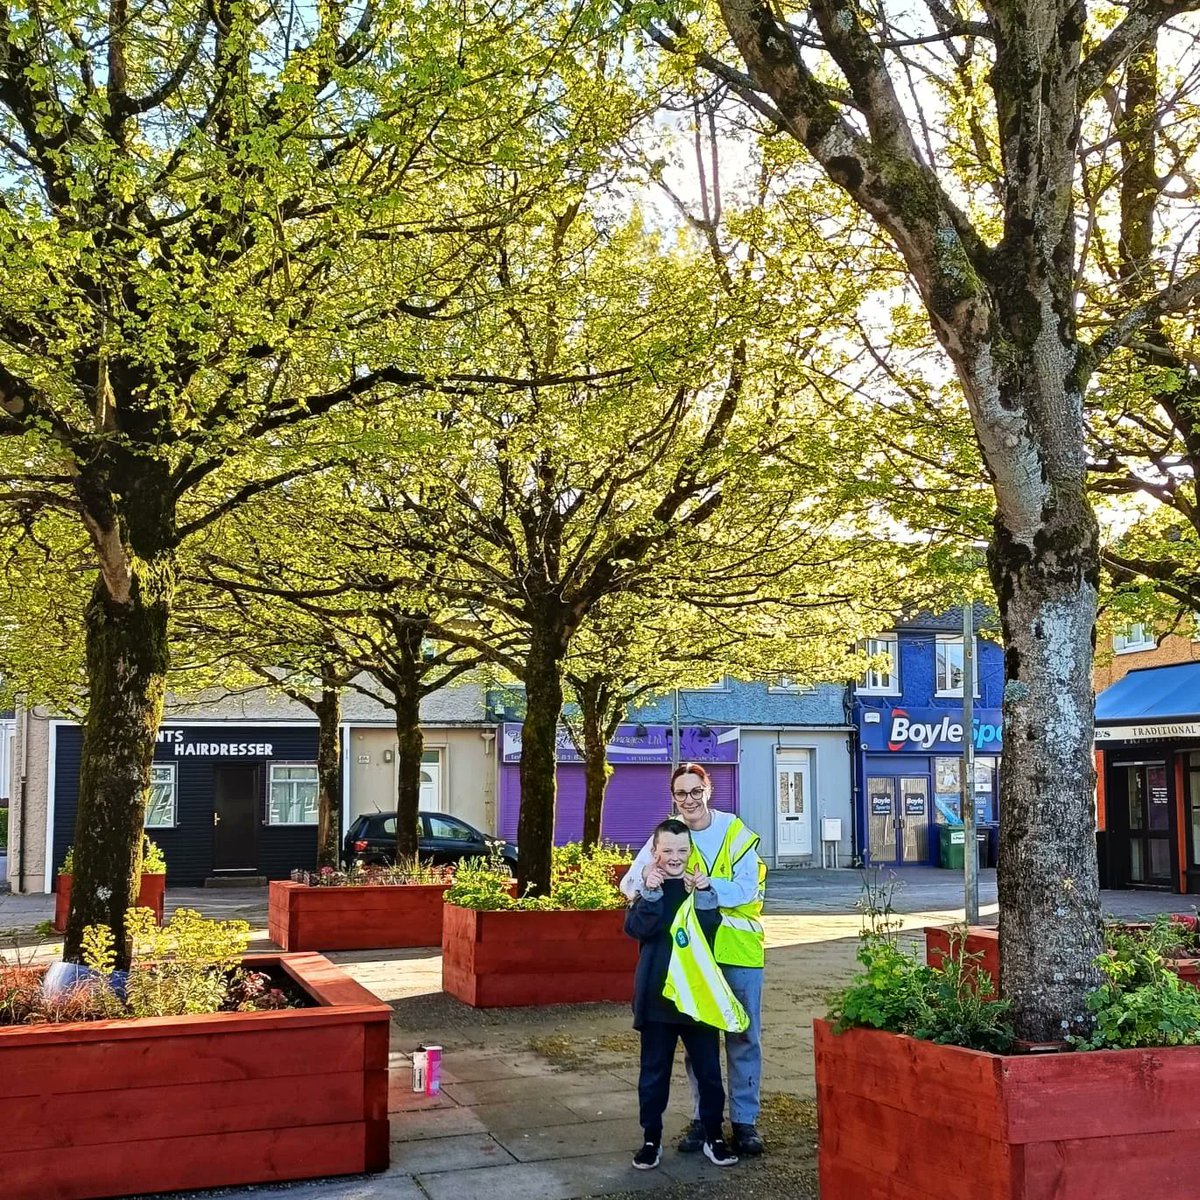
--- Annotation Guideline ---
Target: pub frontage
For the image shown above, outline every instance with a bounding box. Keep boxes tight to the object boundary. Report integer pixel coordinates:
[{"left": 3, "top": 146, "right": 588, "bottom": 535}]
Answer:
[{"left": 1095, "top": 662, "right": 1200, "bottom": 894}]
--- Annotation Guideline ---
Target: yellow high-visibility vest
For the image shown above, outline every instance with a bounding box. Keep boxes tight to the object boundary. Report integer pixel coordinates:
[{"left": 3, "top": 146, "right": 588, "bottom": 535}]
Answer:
[
  {"left": 686, "top": 817, "right": 766, "bottom": 969},
  {"left": 663, "top": 893, "right": 750, "bottom": 1032}
]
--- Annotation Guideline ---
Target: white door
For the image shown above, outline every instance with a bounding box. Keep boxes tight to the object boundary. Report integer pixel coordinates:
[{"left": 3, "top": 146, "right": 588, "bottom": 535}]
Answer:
[
  {"left": 776, "top": 750, "right": 813, "bottom": 856},
  {"left": 419, "top": 750, "right": 443, "bottom": 812}
]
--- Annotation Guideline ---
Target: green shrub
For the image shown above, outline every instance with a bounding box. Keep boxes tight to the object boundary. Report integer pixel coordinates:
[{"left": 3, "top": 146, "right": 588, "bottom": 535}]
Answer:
[
  {"left": 827, "top": 876, "right": 1014, "bottom": 1054},
  {"left": 0, "top": 807, "right": 8, "bottom": 850},
  {"left": 445, "top": 843, "right": 625, "bottom": 912},
  {"left": 61, "top": 834, "right": 166, "bottom": 876}
]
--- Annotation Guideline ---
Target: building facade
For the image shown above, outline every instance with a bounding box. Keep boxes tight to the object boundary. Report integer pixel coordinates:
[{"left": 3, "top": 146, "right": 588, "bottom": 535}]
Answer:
[
  {"left": 6, "top": 682, "right": 497, "bottom": 892},
  {"left": 499, "top": 680, "right": 855, "bottom": 869},
  {"left": 852, "top": 606, "right": 1005, "bottom": 867}
]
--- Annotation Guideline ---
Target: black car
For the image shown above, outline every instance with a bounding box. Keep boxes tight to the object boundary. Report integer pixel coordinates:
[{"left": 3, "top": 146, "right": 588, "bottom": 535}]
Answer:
[{"left": 343, "top": 811, "right": 518, "bottom": 872}]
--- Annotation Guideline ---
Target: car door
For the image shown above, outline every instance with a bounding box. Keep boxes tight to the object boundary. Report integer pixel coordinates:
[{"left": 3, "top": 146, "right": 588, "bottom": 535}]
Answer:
[{"left": 424, "top": 814, "right": 483, "bottom": 864}]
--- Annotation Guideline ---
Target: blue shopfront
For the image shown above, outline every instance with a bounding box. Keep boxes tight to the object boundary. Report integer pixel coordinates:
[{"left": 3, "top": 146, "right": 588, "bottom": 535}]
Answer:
[{"left": 852, "top": 609, "right": 1006, "bottom": 866}]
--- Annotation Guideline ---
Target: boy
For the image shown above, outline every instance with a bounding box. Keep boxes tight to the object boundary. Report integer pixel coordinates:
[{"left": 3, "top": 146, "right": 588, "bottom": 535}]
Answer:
[{"left": 623, "top": 818, "right": 739, "bottom": 1170}]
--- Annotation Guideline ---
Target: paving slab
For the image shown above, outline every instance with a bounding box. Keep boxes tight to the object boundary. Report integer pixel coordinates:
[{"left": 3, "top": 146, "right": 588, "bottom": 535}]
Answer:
[
  {"left": 391, "top": 1105, "right": 489, "bottom": 1142},
  {"left": 441, "top": 1069, "right": 629, "bottom": 1107},
  {"left": 497, "top": 1113, "right": 637, "bottom": 1162},
  {"left": 390, "top": 1132, "right": 516, "bottom": 1173},
  {"left": 416, "top": 1150, "right": 670, "bottom": 1200}
]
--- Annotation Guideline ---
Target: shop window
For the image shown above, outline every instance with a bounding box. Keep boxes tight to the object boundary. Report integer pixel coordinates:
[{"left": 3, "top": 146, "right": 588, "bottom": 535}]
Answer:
[
  {"left": 933, "top": 757, "right": 961, "bottom": 824},
  {"left": 1189, "top": 753, "right": 1200, "bottom": 867},
  {"left": 935, "top": 636, "right": 981, "bottom": 696},
  {"left": 857, "top": 636, "right": 899, "bottom": 694},
  {"left": 268, "top": 763, "right": 319, "bottom": 825},
  {"left": 144, "top": 764, "right": 177, "bottom": 828},
  {"left": 1113, "top": 623, "right": 1155, "bottom": 653}
]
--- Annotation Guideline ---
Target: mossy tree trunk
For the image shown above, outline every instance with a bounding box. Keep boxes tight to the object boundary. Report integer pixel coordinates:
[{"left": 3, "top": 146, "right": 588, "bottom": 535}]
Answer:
[
  {"left": 517, "top": 618, "right": 569, "bottom": 896},
  {"left": 314, "top": 682, "right": 342, "bottom": 869},
  {"left": 64, "top": 464, "right": 176, "bottom": 969},
  {"left": 577, "top": 676, "right": 623, "bottom": 850},
  {"left": 390, "top": 619, "right": 427, "bottom": 862}
]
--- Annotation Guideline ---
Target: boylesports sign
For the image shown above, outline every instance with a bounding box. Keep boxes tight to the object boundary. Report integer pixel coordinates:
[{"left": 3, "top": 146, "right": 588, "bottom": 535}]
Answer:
[{"left": 860, "top": 707, "right": 1004, "bottom": 754}]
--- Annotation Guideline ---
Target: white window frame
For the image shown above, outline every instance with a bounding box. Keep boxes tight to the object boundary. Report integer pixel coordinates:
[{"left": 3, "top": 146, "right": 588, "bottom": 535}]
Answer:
[
  {"left": 144, "top": 763, "right": 177, "bottom": 828},
  {"left": 856, "top": 636, "right": 900, "bottom": 696},
  {"left": 1114, "top": 623, "right": 1156, "bottom": 654},
  {"left": 769, "top": 675, "right": 817, "bottom": 693},
  {"left": 684, "top": 675, "right": 730, "bottom": 692},
  {"left": 935, "top": 635, "right": 981, "bottom": 697},
  {"left": 268, "top": 762, "right": 320, "bottom": 826}
]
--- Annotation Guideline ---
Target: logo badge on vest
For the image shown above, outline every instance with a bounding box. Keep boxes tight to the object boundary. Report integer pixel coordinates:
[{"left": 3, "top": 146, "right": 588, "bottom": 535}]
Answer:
[{"left": 675, "top": 928, "right": 690, "bottom": 948}]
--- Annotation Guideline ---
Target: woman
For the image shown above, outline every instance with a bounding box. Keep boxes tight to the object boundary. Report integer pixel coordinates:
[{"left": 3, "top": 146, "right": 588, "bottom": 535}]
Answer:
[{"left": 620, "top": 762, "right": 766, "bottom": 1156}]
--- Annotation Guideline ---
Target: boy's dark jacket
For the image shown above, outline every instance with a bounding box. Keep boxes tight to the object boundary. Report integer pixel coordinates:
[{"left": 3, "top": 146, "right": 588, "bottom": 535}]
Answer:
[{"left": 624, "top": 877, "right": 721, "bottom": 1029}]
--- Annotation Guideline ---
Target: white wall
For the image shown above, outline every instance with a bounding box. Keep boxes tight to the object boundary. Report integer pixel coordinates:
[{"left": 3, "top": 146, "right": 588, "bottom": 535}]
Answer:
[{"left": 738, "top": 728, "right": 854, "bottom": 868}]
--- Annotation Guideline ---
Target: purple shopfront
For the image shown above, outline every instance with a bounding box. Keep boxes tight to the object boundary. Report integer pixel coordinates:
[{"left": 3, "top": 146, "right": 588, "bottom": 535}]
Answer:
[{"left": 498, "top": 723, "right": 741, "bottom": 847}]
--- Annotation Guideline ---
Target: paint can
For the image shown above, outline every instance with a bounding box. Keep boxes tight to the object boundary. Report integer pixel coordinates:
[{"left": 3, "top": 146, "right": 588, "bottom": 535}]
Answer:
[
  {"left": 411, "top": 1047, "right": 428, "bottom": 1093},
  {"left": 424, "top": 1045, "right": 442, "bottom": 1095}
]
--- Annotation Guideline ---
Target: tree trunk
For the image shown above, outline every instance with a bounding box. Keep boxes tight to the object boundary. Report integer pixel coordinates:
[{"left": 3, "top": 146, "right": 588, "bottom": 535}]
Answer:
[
  {"left": 314, "top": 684, "right": 342, "bottom": 869},
  {"left": 389, "top": 620, "right": 426, "bottom": 862},
  {"left": 990, "top": 505, "right": 1103, "bottom": 1041},
  {"left": 518, "top": 623, "right": 567, "bottom": 896},
  {"left": 579, "top": 677, "right": 623, "bottom": 849},
  {"left": 64, "top": 560, "right": 173, "bottom": 968}
]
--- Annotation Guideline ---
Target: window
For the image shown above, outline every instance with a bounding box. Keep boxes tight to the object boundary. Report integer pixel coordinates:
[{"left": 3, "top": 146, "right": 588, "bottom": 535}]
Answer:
[
  {"left": 427, "top": 815, "right": 474, "bottom": 842},
  {"left": 935, "top": 636, "right": 980, "bottom": 696},
  {"left": 685, "top": 675, "right": 728, "bottom": 691},
  {"left": 857, "top": 636, "right": 899, "bottom": 694},
  {"left": 770, "top": 675, "right": 817, "bottom": 693},
  {"left": 145, "top": 764, "right": 177, "bottom": 828},
  {"left": 1114, "top": 623, "right": 1155, "bottom": 653},
  {"left": 268, "top": 764, "right": 319, "bottom": 825}
]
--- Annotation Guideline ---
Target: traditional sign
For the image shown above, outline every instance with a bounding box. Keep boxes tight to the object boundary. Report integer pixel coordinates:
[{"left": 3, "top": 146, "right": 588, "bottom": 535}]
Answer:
[
  {"left": 1095, "top": 722, "right": 1200, "bottom": 742},
  {"left": 500, "top": 722, "right": 740, "bottom": 765}
]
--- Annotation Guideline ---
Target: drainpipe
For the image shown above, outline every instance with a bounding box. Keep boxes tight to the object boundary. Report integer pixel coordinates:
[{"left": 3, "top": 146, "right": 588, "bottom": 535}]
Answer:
[
  {"left": 16, "top": 701, "right": 28, "bottom": 893},
  {"left": 843, "top": 683, "right": 861, "bottom": 866},
  {"left": 480, "top": 729, "right": 496, "bottom": 833}
]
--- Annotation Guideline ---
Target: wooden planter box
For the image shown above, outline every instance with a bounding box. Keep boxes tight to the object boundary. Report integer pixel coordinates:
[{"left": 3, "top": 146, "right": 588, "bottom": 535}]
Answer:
[
  {"left": 0, "top": 953, "right": 389, "bottom": 1200},
  {"left": 53, "top": 873, "right": 166, "bottom": 934},
  {"left": 816, "top": 1017, "right": 1200, "bottom": 1198},
  {"left": 269, "top": 879, "right": 452, "bottom": 951},
  {"left": 926, "top": 924, "right": 1200, "bottom": 990},
  {"left": 442, "top": 902, "right": 638, "bottom": 1007}
]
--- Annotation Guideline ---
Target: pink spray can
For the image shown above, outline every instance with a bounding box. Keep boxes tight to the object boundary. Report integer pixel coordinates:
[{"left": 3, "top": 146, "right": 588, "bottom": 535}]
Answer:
[{"left": 424, "top": 1045, "right": 442, "bottom": 1095}]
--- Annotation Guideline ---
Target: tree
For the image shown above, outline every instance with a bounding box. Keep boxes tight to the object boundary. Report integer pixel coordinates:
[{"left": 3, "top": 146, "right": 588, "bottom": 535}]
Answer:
[
  {"left": 637, "top": 0, "right": 1200, "bottom": 1036},
  {"left": 0, "top": 0, "right": 628, "bottom": 965}
]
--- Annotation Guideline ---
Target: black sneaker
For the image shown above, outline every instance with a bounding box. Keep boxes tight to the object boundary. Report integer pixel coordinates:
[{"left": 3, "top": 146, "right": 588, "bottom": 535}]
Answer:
[
  {"left": 704, "top": 1137, "right": 739, "bottom": 1167},
  {"left": 632, "top": 1141, "right": 661, "bottom": 1170},
  {"left": 676, "top": 1119, "right": 705, "bottom": 1153},
  {"left": 732, "top": 1122, "right": 765, "bottom": 1156}
]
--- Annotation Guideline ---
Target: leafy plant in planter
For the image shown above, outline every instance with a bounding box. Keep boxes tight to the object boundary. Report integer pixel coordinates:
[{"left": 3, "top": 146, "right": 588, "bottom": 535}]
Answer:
[
  {"left": 446, "top": 845, "right": 624, "bottom": 912},
  {"left": 829, "top": 879, "right": 1014, "bottom": 1053},
  {"left": 291, "top": 855, "right": 455, "bottom": 888},
  {"left": 62, "top": 835, "right": 167, "bottom": 875}
]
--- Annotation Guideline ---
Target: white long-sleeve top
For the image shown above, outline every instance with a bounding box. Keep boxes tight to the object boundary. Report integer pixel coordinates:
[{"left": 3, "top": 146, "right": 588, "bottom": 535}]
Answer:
[{"left": 619, "top": 808, "right": 764, "bottom": 910}]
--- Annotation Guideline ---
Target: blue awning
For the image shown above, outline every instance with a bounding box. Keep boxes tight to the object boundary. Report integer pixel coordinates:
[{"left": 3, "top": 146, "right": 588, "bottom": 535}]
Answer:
[{"left": 1095, "top": 663, "right": 1200, "bottom": 743}]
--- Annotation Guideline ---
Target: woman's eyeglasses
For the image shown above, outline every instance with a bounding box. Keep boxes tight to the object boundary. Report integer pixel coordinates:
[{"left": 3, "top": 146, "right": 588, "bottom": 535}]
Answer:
[{"left": 672, "top": 787, "right": 707, "bottom": 801}]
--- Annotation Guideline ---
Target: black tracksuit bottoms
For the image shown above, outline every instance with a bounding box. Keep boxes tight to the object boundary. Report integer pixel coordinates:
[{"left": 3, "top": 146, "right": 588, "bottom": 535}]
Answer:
[{"left": 638, "top": 1020, "right": 724, "bottom": 1144}]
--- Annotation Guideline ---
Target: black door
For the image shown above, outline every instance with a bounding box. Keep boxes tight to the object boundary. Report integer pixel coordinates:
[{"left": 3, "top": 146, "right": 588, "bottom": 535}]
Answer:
[
  {"left": 1115, "top": 760, "right": 1173, "bottom": 889},
  {"left": 213, "top": 765, "right": 259, "bottom": 871}
]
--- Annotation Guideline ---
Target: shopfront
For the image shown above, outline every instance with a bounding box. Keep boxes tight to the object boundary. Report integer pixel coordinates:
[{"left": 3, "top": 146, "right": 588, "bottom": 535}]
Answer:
[
  {"left": 498, "top": 722, "right": 740, "bottom": 847},
  {"left": 49, "top": 721, "right": 321, "bottom": 888},
  {"left": 857, "top": 706, "right": 1004, "bottom": 866},
  {"left": 1095, "top": 663, "right": 1200, "bottom": 894}
]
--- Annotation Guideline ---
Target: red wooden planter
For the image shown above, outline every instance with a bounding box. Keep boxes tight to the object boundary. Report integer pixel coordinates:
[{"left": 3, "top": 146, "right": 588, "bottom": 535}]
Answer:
[
  {"left": 269, "top": 879, "right": 452, "bottom": 951},
  {"left": 53, "top": 873, "right": 166, "bottom": 934},
  {"left": 926, "top": 924, "right": 1200, "bottom": 990},
  {"left": 816, "top": 1017, "right": 1200, "bottom": 1198},
  {"left": 442, "top": 902, "right": 638, "bottom": 1007},
  {"left": 0, "top": 953, "right": 389, "bottom": 1200}
]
